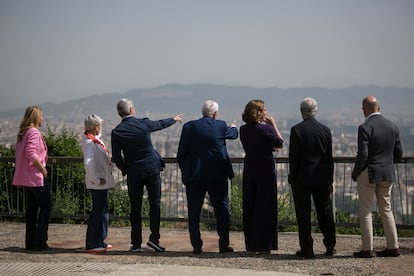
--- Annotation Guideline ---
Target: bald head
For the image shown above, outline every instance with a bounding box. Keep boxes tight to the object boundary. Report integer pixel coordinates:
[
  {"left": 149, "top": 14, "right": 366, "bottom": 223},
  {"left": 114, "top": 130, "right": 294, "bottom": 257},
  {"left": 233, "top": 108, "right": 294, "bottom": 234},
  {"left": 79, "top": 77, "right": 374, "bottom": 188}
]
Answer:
[{"left": 362, "top": 96, "right": 380, "bottom": 117}]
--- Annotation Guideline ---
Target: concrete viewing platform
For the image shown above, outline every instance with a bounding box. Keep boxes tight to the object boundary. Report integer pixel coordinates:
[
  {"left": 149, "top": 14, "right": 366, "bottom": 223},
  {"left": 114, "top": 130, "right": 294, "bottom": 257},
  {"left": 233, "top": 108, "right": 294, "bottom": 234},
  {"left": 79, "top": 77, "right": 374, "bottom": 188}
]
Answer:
[{"left": 0, "top": 222, "right": 414, "bottom": 275}]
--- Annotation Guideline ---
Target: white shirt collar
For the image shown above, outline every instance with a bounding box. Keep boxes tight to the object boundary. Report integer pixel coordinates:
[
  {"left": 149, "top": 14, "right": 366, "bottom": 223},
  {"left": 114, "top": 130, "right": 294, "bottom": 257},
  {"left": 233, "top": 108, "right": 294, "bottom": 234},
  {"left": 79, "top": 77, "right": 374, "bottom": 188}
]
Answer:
[{"left": 365, "top": 112, "right": 381, "bottom": 121}]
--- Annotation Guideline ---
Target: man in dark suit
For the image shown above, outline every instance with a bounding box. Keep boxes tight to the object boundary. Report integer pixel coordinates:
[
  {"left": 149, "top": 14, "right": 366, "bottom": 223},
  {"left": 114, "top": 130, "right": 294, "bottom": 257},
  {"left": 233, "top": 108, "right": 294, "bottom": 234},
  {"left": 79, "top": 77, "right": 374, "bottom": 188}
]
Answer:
[
  {"left": 177, "top": 100, "right": 238, "bottom": 254},
  {"left": 288, "top": 97, "right": 336, "bottom": 259},
  {"left": 111, "top": 98, "right": 182, "bottom": 253},
  {"left": 352, "top": 96, "right": 403, "bottom": 258}
]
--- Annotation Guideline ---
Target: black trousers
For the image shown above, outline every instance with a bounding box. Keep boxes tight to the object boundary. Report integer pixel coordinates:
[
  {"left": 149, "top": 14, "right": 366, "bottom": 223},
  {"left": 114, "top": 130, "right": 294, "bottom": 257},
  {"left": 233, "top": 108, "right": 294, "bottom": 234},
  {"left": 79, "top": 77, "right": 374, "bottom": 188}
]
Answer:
[
  {"left": 291, "top": 183, "right": 336, "bottom": 252},
  {"left": 127, "top": 174, "right": 161, "bottom": 247},
  {"left": 24, "top": 179, "right": 52, "bottom": 250}
]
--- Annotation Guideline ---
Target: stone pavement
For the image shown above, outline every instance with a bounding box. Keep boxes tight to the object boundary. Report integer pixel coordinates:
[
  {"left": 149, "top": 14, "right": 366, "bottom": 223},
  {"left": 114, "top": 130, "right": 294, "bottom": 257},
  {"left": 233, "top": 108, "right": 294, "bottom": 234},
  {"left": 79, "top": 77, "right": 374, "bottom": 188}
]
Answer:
[{"left": 1, "top": 222, "right": 414, "bottom": 275}]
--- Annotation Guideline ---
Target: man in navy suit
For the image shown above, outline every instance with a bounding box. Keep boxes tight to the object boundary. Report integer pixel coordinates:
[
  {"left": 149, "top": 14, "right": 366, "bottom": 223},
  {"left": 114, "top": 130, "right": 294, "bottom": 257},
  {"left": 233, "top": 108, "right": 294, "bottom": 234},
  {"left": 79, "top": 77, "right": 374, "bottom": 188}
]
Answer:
[
  {"left": 352, "top": 96, "right": 403, "bottom": 258},
  {"left": 111, "top": 98, "right": 182, "bottom": 253},
  {"left": 288, "top": 97, "right": 336, "bottom": 259},
  {"left": 177, "top": 100, "right": 238, "bottom": 254}
]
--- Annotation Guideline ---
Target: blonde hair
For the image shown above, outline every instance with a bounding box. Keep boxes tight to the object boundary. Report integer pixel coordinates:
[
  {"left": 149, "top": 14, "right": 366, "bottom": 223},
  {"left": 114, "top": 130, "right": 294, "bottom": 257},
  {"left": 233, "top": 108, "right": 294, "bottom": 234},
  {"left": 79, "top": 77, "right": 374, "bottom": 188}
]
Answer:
[{"left": 17, "top": 106, "right": 43, "bottom": 142}]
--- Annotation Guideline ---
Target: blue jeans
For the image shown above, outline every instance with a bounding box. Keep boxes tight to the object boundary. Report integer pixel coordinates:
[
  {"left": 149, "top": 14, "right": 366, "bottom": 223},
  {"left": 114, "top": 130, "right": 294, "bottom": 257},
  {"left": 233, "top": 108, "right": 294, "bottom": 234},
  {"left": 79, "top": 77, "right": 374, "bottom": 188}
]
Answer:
[
  {"left": 127, "top": 174, "right": 161, "bottom": 247},
  {"left": 186, "top": 180, "right": 230, "bottom": 250},
  {"left": 86, "top": 189, "right": 109, "bottom": 249},
  {"left": 25, "top": 178, "right": 52, "bottom": 250}
]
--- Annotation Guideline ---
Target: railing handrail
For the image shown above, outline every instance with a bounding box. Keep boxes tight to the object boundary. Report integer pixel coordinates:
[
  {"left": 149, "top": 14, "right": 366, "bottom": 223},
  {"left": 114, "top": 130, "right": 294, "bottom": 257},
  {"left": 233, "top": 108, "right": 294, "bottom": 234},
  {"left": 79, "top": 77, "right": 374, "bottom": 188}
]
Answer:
[{"left": 1, "top": 156, "right": 414, "bottom": 163}]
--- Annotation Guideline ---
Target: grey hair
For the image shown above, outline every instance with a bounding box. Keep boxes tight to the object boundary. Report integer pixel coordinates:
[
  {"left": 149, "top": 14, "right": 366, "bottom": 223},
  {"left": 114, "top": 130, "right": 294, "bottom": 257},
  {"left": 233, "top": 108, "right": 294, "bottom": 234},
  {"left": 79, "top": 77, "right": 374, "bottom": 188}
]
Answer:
[
  {"left": 117, "top": 98, "right": 134, "bottom": 117},
  {"left": 300, "top": 97, "right": 318, "bottom": 118},
  {"left": 202, "top": 100, "right": 219, "bottom": 116},
  {"left": 84, "top": 114, "right": 103, "bottom": 133}
]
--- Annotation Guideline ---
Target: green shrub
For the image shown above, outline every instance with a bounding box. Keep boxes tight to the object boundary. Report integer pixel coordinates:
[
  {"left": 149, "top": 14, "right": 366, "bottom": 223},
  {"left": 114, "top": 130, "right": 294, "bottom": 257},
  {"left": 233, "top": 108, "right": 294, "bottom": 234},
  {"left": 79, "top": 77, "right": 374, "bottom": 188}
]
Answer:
[{"left": 53, "top": 181, "right": 80, "bottom": 223}]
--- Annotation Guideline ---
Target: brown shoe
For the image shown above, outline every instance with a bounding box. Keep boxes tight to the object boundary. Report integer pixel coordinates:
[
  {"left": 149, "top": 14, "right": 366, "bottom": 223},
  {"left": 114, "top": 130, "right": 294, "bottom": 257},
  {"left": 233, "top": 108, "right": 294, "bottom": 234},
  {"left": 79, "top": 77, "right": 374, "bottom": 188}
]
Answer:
[
  {"left": 376, "top": 248, "right": 400, "bottom": 257},
  {"left": 353, "top": 250, "right": 374, "bottom": 258}
]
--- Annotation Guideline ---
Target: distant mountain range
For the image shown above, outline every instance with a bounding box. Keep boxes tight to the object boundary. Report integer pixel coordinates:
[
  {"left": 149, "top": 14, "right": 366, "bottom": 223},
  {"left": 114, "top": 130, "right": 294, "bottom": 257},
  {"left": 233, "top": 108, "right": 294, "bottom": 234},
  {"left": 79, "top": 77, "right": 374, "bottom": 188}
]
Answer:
[{"left": 1, "top": 83, "right": 413, "bottom": 122}]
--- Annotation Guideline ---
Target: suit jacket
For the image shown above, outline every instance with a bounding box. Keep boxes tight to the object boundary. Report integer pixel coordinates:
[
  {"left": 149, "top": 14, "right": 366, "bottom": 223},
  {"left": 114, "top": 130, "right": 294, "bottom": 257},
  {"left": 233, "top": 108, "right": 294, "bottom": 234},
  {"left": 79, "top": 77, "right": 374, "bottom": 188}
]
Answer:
[
  {"left": 82, "top": 135, "right": 115, "bottom": 190},
  {"left": 288, "top": 117, "right": 334, "bottom": 187},
  {"left": 13, "top": 127, "right": 48, "bottom": 188},
  {"left": 352, "top": 113, "right": 403, "bottom": 183},
  {"left": 177, "top": 116, "right": 238, "bottom": 184},
  {"left": 111, "top": 116, "right": 176, "bottom": 180}
]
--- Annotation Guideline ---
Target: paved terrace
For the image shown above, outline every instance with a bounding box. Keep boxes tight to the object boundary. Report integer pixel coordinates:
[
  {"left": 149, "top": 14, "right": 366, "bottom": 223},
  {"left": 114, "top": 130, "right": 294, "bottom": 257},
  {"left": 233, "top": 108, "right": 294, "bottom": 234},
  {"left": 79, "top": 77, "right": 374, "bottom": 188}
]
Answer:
[{"left": 1, "top": 223, "right": 414, "bottom": 275}]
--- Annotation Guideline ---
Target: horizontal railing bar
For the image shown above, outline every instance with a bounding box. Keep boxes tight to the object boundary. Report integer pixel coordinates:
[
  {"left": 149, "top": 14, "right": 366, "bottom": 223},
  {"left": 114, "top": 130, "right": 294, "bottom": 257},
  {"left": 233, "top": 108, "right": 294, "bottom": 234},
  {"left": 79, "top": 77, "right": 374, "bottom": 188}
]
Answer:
[
  {"left": 2, "top": 156, "right": 413, "bottom": 163},
  {"left": 1, "top": 156, "right": 413, "bottom": 230}
]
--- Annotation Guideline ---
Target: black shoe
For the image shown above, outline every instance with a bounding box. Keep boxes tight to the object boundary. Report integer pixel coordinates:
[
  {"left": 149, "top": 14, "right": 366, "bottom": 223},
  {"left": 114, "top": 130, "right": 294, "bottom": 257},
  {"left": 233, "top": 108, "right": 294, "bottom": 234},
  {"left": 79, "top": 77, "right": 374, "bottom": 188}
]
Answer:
[
  {"left": 147, "top": 241, "right": 165, "bottom": 252},
  {"left": 247, "top": 251, "right": 271, "bottom": 255},
  {"left": 376, "top": 248, "right": 400, "bottom": 257},
  {"left": 31, "top": 244, "right": 52, "bottom": 251},
  {"left": 32, "top": 247, "right": 52, "bottom": 251},
  {"left": 129, "top": 246, "right": 144, "bottom": 253},
  {"left": 353, "top": 250, "right": 374, "bottom": 258},
  {"left": 193, "top": 247, "right": 202, "bottom": 254},
  {"left": 326, "top": 247, "right": 336, "bottom": 256},
  {"left": 219, "top": 246, "right": 234, "bottom": 253},
  {"left": 295, "top": 249, "right": 314, "bottom": 259}
]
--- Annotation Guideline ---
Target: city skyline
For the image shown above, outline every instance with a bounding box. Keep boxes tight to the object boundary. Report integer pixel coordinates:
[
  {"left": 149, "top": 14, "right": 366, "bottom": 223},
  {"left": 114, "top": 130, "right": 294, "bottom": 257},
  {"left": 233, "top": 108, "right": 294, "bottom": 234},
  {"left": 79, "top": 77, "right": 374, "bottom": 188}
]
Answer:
[{"left": 1, "top": 0, "right": 414, "bottom": 112}]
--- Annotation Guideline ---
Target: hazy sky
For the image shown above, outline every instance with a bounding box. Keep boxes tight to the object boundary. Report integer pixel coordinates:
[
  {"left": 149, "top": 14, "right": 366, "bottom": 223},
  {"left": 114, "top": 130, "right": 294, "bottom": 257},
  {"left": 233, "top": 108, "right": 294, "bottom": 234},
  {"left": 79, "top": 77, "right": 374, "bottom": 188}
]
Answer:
[{"left": 1, "top": 0, "right": 413, "bottom": 112}]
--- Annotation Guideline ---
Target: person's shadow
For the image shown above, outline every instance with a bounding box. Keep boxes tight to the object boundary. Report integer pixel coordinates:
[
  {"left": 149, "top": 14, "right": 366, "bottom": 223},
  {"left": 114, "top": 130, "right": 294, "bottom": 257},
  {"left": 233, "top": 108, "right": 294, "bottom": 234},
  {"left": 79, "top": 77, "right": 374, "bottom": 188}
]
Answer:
[{"left": 0, "top": 246, "right": 83, "bottom": 254}]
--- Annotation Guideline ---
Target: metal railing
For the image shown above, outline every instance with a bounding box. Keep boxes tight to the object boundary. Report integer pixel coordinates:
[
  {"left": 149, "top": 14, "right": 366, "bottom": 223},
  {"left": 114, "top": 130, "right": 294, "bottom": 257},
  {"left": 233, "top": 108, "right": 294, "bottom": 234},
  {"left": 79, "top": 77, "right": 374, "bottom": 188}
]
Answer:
[{"left": 1, "top": 156, "right": 413, "bottom": 229}]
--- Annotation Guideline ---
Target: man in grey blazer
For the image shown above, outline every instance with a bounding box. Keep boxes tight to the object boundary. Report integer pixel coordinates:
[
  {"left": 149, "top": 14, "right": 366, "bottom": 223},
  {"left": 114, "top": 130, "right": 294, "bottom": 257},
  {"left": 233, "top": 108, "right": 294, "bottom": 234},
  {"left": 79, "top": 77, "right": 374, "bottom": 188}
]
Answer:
[{"left": 352, "top": 96, "right": 403, "bottom": 258}]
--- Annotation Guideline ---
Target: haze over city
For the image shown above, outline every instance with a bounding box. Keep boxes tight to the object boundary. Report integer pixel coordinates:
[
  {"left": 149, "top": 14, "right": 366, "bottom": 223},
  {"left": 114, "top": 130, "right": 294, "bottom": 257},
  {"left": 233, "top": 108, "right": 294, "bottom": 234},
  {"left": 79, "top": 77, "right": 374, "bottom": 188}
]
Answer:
[{"left": 1, "top": 0, "right": 414, "bottom": 112}]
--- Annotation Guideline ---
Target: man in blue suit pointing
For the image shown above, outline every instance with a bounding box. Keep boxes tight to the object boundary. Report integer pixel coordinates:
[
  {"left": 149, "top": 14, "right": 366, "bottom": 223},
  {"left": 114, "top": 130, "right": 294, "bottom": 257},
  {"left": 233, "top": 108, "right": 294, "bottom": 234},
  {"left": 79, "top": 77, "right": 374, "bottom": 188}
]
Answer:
[
  {"left": 111, "top": 98, "right": 182, "bottom": 253},
  {"left": 177, "top": 100, "right": 238, "bottom": 254}
]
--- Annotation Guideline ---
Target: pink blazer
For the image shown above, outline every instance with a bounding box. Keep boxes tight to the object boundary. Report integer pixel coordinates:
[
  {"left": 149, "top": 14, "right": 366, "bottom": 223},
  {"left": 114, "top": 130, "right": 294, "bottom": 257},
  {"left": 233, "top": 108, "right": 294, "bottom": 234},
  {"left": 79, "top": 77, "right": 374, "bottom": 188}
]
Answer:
[{"left": 12, "top": 127, "right": 48, "bottom": 187}]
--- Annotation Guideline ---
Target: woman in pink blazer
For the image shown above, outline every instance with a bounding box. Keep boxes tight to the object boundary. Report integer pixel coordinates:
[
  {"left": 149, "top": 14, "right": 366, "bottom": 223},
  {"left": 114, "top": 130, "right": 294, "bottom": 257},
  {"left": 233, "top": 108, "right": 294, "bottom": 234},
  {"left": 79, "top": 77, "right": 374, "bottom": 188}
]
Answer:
[{"left": 12, "top": 106, "right": 52, "bottom": 251}]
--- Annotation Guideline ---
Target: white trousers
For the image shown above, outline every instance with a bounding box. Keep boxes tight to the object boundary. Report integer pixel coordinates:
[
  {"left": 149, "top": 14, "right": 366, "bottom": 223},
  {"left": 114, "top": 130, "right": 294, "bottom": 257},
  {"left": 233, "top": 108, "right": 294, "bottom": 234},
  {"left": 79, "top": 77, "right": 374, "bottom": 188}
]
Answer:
[{"left": 356, "top": 169, "right": 399, "bottom": 250}]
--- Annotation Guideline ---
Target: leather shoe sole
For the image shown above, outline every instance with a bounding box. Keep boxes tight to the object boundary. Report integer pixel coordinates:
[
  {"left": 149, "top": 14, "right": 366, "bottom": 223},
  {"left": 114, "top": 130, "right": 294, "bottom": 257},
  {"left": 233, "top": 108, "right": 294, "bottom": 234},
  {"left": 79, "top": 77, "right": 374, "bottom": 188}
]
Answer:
[
  {"left": 353, "top": 250, "right": 374, "bottom": 258},
  {"left": 376, "top": 248, "right": 400, "bottom": 257}
]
